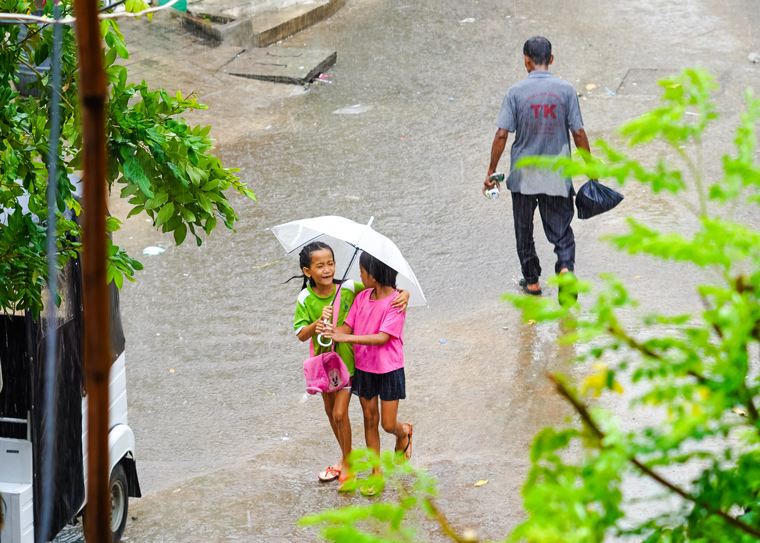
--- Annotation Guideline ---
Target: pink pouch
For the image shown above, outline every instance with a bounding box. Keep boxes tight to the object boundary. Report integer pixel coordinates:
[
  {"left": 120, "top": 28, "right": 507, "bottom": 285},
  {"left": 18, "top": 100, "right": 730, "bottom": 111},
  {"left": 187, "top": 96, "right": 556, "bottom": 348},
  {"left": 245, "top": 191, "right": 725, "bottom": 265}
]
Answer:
[
  {"left": 304, "top": 352, "right": 330, "bottom": 394},
  {"left": 303, "top": 286, "right": 350, "bottom": 394}
]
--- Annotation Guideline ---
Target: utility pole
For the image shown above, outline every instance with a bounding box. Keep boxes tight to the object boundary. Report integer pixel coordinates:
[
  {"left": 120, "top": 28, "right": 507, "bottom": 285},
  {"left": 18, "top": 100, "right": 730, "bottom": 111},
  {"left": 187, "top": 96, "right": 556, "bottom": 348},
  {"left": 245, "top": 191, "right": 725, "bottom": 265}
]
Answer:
[{"left": 73, "top": 0, "right": 111, "bottom": 539}]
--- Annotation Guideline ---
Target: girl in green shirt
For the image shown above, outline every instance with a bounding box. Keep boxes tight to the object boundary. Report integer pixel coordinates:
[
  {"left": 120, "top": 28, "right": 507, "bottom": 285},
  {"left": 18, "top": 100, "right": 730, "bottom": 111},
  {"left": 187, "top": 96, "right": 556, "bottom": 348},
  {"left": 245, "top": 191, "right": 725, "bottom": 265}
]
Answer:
[{"left": 291, "top": 242, "right": 408, "bottom": 484}]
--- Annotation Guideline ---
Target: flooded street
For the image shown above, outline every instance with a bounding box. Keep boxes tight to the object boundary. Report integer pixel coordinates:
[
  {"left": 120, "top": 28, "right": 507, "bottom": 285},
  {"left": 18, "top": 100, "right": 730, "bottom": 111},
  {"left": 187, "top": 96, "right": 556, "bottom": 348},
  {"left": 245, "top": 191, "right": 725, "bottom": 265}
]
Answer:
[{"left": 65, "top": 0, "right": 760, "bottom": 540}]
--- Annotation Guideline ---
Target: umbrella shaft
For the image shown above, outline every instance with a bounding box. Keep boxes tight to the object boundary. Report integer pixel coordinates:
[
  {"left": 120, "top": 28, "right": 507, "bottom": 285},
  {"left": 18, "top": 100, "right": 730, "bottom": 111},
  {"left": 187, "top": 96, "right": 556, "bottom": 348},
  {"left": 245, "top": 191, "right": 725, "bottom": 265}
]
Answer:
[{"left": 331, "top": 246, "right": 361, "bottom": 307}]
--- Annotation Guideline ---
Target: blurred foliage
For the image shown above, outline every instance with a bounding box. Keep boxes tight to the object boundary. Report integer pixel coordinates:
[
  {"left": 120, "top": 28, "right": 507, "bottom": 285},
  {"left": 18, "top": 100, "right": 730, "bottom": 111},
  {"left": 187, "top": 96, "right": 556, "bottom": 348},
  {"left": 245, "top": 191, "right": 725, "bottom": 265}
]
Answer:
[
  {"left": 306, "top": 69, "right": 760, "bottom": 543},
  {"left": 509, "top": 68, "right": 760, "bottom": 542},
  {"left": 0, "top": 0, "right": 254, "bottom": 318},
  {"left": 299, "top": 449, "right": 478, "bottom": 543}
]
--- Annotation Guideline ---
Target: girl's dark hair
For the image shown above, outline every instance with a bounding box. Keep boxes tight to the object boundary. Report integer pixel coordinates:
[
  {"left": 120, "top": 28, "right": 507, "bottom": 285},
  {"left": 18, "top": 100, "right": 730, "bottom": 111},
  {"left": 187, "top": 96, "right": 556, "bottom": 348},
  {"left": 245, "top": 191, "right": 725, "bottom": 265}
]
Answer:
[
  {"left": 285, "top": 241, "right": 337, "bottom": 290},
  {"left": 359, "top": 251, "right": 397, "bottom": 288}
]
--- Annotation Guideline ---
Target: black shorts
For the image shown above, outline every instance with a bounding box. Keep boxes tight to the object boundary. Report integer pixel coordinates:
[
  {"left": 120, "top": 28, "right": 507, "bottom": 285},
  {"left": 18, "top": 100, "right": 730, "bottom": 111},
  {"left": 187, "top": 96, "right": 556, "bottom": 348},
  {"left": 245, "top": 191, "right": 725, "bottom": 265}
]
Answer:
[{"left": 352, "top": 368, "right": 406, "bottom": 401}]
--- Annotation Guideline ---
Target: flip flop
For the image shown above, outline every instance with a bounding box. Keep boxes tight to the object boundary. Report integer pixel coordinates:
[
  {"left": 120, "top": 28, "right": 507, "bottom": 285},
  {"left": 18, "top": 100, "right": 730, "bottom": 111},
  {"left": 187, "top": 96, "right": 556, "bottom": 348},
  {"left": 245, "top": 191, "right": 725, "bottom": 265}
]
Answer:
[
  {"left": 360, "top": 484, "right": 380, "bottom": 497},
  {"left": 337, "top": 471, "right": 355, "bottom": 492},
  {"left": 519, "top": 279, "right": 542, "bottom": 296},
  {"left": 318, "top": 467, "right": 341, "bottom": 482},
  {"left": 396, "top": 423, "right": 413, "bottom": 461}
]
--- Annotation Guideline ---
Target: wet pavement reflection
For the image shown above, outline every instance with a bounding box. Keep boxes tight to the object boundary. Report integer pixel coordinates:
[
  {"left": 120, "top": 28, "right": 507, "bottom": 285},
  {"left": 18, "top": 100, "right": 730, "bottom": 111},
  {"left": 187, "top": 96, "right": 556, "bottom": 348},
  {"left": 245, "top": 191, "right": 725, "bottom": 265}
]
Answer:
[{"left": 55, "top": 0, "right": 760, "bottom": 540}]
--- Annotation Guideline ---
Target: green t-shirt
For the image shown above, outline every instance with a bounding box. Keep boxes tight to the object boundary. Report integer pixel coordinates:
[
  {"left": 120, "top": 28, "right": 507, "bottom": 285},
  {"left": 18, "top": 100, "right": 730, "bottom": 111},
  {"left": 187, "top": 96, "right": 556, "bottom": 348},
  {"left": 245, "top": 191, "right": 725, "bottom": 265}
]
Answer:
[{"left": 294, "top": 280, "right": 364, "bottom": 375}]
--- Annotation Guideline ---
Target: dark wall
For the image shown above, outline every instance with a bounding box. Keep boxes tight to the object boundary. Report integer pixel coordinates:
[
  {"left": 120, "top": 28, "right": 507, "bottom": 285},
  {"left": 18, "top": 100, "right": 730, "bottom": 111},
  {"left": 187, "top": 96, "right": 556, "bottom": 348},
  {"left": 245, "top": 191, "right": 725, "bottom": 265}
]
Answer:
[{"left": 0, "top": 314, "right": 30, "bottom": 440}]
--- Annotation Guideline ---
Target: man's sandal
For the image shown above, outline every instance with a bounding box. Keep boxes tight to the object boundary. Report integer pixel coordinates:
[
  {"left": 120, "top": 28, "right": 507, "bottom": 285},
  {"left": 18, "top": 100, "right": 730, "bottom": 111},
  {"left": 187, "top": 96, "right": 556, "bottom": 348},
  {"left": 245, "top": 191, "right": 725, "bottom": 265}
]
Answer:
[
  {"left": 519, "top": 279, "right": 542, "bottom": 296},
  {"left": 318, "top": 467, "right": 341, "bottom": 482},
  {"left": 395, "top": 423, "right": 413, "bottom": 461}
]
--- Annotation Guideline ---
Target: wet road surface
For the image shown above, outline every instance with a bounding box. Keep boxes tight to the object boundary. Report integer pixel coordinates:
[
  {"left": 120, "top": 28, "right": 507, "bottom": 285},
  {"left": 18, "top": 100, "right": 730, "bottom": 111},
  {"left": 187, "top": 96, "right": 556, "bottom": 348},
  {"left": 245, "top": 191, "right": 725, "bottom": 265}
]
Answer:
[{"left": 58, "top": 0, "right": 760, "bottom": 540}]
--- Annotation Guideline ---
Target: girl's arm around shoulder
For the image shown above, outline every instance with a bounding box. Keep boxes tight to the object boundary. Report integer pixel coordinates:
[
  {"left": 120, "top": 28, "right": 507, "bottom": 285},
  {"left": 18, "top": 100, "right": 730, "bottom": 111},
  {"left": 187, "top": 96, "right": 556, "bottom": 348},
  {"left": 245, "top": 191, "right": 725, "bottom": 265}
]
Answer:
[
  {"left": 351, "top": 281, "right": 408, "bottom": 311},
  {"left": 379, "top": 298, "right": 406, "bottom": 339},
  {"left": 391, "top": 289, "right": 410, "bottom": 313}
]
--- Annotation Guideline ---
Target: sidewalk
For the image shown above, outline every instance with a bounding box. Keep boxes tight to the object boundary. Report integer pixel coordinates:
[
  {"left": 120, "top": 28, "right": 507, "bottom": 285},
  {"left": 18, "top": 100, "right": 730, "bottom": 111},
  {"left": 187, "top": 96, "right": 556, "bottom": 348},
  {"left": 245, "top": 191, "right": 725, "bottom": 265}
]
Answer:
[{"left": 116, "top": 12, "right": 310, "bottom": 144}]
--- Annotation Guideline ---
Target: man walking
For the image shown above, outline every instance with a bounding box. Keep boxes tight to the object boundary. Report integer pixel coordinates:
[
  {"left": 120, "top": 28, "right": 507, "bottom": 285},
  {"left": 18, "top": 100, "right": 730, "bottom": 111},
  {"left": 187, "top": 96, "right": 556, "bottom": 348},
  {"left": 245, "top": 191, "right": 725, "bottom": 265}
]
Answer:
[{"left": 484, "top": 36, "right": 591, "bottom": 297}]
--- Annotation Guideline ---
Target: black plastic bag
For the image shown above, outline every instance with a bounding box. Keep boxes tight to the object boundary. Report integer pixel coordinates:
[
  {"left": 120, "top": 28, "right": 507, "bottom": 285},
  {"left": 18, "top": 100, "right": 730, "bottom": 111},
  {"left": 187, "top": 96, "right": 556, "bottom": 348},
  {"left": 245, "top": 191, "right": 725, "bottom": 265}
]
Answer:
[{"left": 575, "top": 180, "right": 624, "bottom": 219}]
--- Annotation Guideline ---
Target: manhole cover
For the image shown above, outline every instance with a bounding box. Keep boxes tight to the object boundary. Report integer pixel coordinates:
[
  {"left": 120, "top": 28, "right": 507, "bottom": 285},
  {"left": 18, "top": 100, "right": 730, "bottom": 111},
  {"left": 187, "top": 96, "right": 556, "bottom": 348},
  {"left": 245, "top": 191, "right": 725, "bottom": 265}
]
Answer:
[{"left": 617, "top": 69, "right": 678, "bottom": 96}]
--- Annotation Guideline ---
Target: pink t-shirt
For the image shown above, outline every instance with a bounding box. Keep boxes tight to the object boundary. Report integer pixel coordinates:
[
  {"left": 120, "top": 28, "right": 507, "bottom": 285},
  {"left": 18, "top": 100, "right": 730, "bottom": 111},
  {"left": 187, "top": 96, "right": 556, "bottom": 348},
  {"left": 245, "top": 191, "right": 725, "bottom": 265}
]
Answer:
[{"left": 344, "top": 288, "right": 405, "bottom": 374}]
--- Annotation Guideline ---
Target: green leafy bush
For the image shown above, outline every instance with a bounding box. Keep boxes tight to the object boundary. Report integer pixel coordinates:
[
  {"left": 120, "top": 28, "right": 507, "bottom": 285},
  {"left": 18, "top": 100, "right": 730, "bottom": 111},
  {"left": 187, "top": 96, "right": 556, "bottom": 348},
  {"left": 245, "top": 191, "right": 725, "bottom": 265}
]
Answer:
[
  {"left": 305, "top": 69, "right": 760, "bottom": 543},
  {"left": 0, "top": 0, "right": 254, "bottom": 317},
  {"left": 509, "top": 68, "right": 760, "bottom": 543}
]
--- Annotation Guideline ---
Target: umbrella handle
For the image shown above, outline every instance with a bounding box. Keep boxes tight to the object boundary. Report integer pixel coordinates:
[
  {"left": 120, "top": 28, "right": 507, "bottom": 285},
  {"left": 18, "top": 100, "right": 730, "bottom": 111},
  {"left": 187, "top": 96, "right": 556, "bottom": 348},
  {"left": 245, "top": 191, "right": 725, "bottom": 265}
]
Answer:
[{"left": 316, "top": 318, "right": 333, "bottom": 347}]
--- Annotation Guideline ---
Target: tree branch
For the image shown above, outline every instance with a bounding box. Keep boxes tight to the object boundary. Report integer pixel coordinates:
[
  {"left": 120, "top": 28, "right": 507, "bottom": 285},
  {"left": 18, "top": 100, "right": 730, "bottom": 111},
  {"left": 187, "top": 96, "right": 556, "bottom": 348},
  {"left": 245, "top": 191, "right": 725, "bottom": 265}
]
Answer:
[
  {"left": 607, "top": 320, "right": 758, "bottom": 429},
  {"left": 424, "top": 498, "right": 475, "bottom": 543},
  {"left": 16, "top": 25, "right": 44, "bottom": 48},
  {"left": 674, "top": 144, "right": 707, "bottom": 218},
  {"left": 699, "top": 296, "right": 724, "bottom": 339},
  {"left": 549, "top": 374, "right": 760, "bottom": 540},
  {"left": 695, "top": 140, "right": 707, "bottom": 218},
  {"left": 699, "top": 295, "right": 760, "bottom": 428},
  {"left": 395, "top": 469, "right": 475, "bottom": 543},
  {"left": 17, "top": 57, "right": 74, "bottom": 111},
  {"left": 607, "top": 324, "right": 663, "bottom": 360}
]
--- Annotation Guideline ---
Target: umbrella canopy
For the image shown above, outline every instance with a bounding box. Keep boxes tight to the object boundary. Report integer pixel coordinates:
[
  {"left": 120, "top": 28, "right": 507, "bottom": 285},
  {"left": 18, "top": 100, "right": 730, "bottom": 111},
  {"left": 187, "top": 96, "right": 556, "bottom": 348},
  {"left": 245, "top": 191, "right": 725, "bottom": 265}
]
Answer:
[{"left": 271, "top": 216, "right": 427, "bottom": 307}]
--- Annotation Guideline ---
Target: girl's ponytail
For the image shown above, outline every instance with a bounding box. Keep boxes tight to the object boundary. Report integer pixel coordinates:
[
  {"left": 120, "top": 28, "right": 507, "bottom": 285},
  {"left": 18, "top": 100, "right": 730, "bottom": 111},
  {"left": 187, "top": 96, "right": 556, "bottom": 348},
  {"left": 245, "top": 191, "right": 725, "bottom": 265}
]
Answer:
[
  {"left": 284, "top": 273, "right": 309, "bottom": 290},
  {"left": 284, "top": 241, "right": 336, "bottom": 290}
]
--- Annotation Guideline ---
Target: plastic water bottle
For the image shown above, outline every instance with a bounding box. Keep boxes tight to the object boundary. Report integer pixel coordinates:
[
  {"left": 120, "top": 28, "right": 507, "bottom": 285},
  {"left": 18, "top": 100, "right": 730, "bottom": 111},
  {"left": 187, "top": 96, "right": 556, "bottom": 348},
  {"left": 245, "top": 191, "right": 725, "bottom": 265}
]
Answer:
[{"left": 486, "top": 173, "right": 504, "bottom": 201}]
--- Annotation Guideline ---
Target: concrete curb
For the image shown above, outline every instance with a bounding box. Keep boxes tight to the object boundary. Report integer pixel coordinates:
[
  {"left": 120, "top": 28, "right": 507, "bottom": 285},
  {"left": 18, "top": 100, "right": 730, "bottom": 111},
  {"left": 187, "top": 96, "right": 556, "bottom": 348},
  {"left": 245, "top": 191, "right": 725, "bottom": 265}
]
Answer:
[
  {"left": 178, "top": 0, "right": 345, "bottom": 48},
  {"left": 224, "top": 47, "right": 337, "bottom": 84}
]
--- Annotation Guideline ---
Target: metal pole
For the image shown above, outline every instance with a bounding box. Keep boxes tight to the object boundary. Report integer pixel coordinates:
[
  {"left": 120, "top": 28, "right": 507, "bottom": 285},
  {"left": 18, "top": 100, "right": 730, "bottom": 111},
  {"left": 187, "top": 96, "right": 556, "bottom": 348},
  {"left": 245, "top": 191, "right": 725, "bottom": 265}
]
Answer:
[
  {"left": 37, "top": 2, "right": 63, "bottom": 541},
  {"left": 73, "top": 0, "right": 111, "bottom": 539}
]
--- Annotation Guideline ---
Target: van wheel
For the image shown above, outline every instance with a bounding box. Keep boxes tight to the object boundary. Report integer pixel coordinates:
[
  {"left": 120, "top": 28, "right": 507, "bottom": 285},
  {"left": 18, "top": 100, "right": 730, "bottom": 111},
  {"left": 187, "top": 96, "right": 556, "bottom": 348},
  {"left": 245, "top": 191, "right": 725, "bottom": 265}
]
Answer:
[{"left": 110, "top": 464, "right": 129, "bottom": 543}]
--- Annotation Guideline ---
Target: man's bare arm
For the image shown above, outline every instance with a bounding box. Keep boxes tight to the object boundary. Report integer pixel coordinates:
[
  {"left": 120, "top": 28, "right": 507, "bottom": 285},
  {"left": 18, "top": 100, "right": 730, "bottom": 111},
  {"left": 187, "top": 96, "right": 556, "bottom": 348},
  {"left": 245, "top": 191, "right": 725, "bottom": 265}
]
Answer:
[
  {"left": 484, "top": 128, "right": 509, "bottom": 194},
  {"left": 571, "top": 128, "right": 592, "bottom": 164}
]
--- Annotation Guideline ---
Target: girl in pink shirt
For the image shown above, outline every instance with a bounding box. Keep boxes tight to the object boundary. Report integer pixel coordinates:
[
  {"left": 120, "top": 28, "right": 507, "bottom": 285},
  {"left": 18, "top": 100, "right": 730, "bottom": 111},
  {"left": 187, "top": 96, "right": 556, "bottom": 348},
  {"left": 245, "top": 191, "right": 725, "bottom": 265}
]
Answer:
[{"left": 320, "top": 251, "right": 412, "bottom": 492}]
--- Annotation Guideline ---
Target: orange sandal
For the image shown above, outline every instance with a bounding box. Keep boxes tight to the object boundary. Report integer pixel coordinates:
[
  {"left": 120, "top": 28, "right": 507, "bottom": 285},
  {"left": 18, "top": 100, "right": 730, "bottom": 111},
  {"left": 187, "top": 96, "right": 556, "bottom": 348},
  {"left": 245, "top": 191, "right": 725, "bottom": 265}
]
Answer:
[
  {"left": 318, "top": 467, "right": 341, "bottom": 482},
  {"left": 338, "top": 471, "right": 355, "bottom": 492}
]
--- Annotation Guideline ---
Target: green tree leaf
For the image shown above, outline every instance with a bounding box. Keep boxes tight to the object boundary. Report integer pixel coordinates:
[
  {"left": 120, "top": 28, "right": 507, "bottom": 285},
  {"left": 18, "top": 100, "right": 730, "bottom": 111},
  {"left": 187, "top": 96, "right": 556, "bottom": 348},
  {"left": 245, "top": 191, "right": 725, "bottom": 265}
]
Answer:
[
  {"left": 123, "top": 156, "right": 154, "bottom": 198},
  {"left": 173, "top": 223, "right": 187, "bottom": 245},
  {"left": 156, "top": 202, "right": 175, "bottom": 226}
]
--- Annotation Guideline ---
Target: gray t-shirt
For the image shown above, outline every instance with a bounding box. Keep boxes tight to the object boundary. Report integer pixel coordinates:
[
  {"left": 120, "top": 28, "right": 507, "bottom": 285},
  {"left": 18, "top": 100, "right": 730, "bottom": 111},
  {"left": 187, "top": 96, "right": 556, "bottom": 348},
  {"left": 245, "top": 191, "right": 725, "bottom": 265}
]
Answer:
[{"left": 496, "top": 71, "right": 584, "bottom": 197}]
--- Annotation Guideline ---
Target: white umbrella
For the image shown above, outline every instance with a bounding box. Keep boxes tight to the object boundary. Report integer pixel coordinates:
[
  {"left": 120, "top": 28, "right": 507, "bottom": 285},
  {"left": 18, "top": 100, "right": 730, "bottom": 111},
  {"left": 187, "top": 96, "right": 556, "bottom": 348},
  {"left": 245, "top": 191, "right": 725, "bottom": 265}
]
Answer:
[{"left": 271, "top": 215, "right": 427, "bottom": 307}]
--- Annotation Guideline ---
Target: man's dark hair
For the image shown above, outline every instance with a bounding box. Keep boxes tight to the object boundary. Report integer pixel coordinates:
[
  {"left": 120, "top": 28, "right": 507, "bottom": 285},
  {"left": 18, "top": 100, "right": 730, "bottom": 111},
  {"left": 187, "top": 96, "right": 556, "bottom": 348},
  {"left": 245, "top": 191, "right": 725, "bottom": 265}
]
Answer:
[
  {"left": 359, "top": 251, "right": 397, "bottom": 288},
  {"left": 523, "top": 36, "right": 552, "bottom": 66}
]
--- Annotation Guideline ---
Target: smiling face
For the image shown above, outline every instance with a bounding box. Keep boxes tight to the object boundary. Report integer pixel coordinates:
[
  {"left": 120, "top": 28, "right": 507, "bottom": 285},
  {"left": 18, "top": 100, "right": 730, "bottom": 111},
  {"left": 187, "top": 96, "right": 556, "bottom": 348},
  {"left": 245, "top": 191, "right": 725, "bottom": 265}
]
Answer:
[{"left": 303, "top": 248, "right": 335, "bottom": 290}]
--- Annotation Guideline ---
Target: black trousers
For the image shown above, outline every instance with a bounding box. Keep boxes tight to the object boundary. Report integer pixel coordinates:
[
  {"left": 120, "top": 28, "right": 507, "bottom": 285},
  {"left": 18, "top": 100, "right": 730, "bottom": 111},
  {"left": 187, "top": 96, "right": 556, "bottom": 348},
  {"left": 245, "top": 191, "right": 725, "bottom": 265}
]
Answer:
[{"left": 511, "top": 191, "right": 575, "bottom": 284}]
